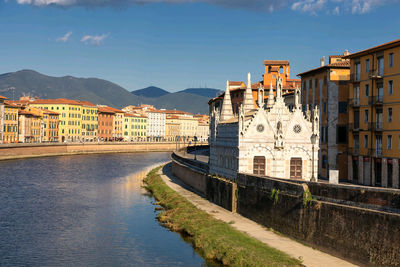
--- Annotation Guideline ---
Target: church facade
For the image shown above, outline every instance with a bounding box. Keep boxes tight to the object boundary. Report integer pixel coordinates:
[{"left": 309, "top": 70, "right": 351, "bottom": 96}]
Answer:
[{"left": 209, "top": 73, "right": 319, "bottom": 181}]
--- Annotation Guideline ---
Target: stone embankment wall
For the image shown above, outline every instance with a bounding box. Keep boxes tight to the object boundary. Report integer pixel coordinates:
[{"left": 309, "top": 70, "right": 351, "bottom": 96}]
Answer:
[
  {"left": 0, "top": 142, "right": 196, "bottom": 161},
  {"left": 172, "top": 150, "right": 400, "bottom": 266}
]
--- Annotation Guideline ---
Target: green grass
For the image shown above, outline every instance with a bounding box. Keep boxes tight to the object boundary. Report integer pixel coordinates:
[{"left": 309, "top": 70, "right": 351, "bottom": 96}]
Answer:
[{"left": 144, "top": 167, "right": 302, "bottom": 267}]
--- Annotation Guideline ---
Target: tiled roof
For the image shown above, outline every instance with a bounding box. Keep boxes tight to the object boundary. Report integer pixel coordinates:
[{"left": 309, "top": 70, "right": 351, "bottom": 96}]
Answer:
[
  {"left": 229, "top": 81, "right": 243, "bottom": 86},
  {"left": 264, "top": 60, "right": 290, "bottom": 65},
  {"left": 32, "top": 98, "right": 82, "bottom": 105},
  {"left": 0, "top": 95, "right": 7, "bottom": 100},
  {"left": 104, "top": 106, "right": 125, "bottom": 113},
  {"left": 297, "top": 60, "right": 350, "bottom": 76},
  {"left": 4, "top": 101, "right": 21, "bottom": 108},
  {"left": 75, "top": 100, "right": 96, "bottom": 107},
  {"left": 98, "top": 107, "right": 116, "bottom": 114},
  {"left": 344, "top": 38, "right": 400, "bottom": 58}
]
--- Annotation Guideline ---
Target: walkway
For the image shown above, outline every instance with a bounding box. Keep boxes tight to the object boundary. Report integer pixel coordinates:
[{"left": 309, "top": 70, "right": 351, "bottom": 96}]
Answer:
[{"left": 158, "top": 163, "right": 358, "bottom": 267}]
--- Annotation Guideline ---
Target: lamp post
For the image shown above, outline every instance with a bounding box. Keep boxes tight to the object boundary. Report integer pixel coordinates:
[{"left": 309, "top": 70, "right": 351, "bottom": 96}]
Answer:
[
  {"left": 311, "top": 134, "right": 317, "bottom": 182},
  {"left": 194, "top": 136, "right": 198, "bottom": 161}
]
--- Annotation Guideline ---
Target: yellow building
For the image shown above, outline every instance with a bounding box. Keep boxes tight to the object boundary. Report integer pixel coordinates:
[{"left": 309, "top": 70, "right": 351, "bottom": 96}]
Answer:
[
  {"left": 345, "top": 38, "right": 400, "bottom": 188},
  {"left": 77, "top": 100, "right": 98, "bottom": 142},
  {"left": 298, "top": 52, "right": 350, "bottom": 180},
  {"left": 165, "top": 115, "right": 181, "bottom": 141},
  {"left": 41, "top": 109, "right": 59, "bottom": 142},
  {"left": 30, "top": 99, "right": 82, "bottom": 142},
  {"left": 123, "top": 113, "right": 147, "bottom": 141},
  {"left": 0, "top": 95, "right": 7, "bottom": 143},
  {"left": 179, "top": 115, "right": 198, "bottom": 141},
  {"left": 3, "top": 102, "right": 19, "bottom": 143}
]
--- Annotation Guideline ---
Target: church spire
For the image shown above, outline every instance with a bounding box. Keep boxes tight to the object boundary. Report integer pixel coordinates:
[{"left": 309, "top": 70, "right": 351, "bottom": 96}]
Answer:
[
  {"left": 220, "top": 80, "right": 234, "bottom": 121},
  {"left": 267, "top": 80, "right": 275, "bottom": 108},
  {"left": 243, "top": 72, "right": 254, "bottom": 113}
]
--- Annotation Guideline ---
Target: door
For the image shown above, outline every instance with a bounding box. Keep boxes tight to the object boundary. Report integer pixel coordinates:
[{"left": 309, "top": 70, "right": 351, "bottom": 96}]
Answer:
[
  {"left": 290, "top": 158, "right": 302, "bottom": 179},
  {"left": 253, "top": 156, "right": 265, "bottom": 176}
]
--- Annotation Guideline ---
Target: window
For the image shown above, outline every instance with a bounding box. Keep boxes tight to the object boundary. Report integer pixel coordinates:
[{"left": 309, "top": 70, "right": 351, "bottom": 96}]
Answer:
[
  {"left": 322, "top": 155, "right": 327, "bottom": 169},
  {"left": 365, "top": 84, "right": 369, "bottom": 97},
  {"left": 338, "top": 102, "right": 347, "bottom": 114},
  {"left": 389, "top": 53, "right": 394, "bottom": 68},
  {"left": 364, "top": 110, "right": 369, "bottom": 123},
  {"left": 388, "top": 108, "right": 393, "bottom": 122},
  {"left": 323, "top": 102, "right": 326, "bottom": 113},
  {"left": 389, "top": 80, "right": 393, "bottom": 95},
  {"left": 388, "top": 135, "right": 392, "bottom": 150},
  {"left": 364, "top": 135, "right": 368, "bottom": 149},
  {"left": 377, "top": 56, "right": 384, "bottom": 76},
  {"left": 365, "top": 59, "right": 370, "bottom": 73},
  {"left": 355, "top": 62, "right": 361, "bottom": 80},
  {"left": 337, "top": 125, "right": 347, "bottom": 144}
]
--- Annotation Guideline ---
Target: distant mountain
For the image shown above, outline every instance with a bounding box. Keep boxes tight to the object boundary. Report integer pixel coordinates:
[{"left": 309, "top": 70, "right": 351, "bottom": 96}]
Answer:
[
  {"left": 0, "top": 70, "right": 148, "bottom": 109},
  {"left": 0, "top": 70, "right": 211, "bottom": 114},
  {"left": 131, "top": 86, "right": 169, "bottom": 98},
  {"left": 177, "top": 88, "right": 222, "bottom": 98}
]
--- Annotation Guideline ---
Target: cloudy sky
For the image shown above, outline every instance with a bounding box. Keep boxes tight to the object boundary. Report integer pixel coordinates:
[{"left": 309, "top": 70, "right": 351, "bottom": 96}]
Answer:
[{"left": 0, "top": 0, "right": 399, "bottom": 91}]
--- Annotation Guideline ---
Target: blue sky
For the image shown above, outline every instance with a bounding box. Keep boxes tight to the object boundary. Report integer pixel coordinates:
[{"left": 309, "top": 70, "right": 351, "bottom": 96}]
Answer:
[{"left": 0, "top": 0, "right": 399, "bottom": 92}]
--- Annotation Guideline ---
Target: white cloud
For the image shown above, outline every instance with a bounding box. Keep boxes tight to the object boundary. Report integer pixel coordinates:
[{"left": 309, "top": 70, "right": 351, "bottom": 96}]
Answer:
[
  {"left": 80, "top": 33, "right": 109, "bottom": 45},
  {"left": 12, "top": 0, "right": 398, "bottom": 15},
  {"left": 56, "top": 31, "right": 72, "bottom": 42},
  {"left": 332, "top": 5, "right": 340, "bottom": 15}
]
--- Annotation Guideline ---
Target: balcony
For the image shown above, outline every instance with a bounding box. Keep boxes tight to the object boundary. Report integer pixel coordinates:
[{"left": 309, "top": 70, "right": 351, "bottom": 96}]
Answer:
[
  {"left": 369, "top": 148, "right": 383, "bottom": 158},
  {"left": 369, "top": 69, "right": 383, "bottom": 79},
  {"left": 368, "top": 122, "right": 383, "bottom": 131},
  {"left": 348, "top": 123, "right": 360, "bottom": 131},
  {"left": 368, "top": 95, "right": 383, "bottom": 105},
  {"left": 348, "top": 98, "right": 360, "bottom": 107},
  {"left": 348, "top": 147, "right": 359, "bottom": 155},
  {"left": 350, "top": 73, "right": 361, "bottom": 83}
]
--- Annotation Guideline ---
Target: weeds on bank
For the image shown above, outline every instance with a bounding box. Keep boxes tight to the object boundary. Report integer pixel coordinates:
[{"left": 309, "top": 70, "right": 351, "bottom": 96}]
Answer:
[{"left": 144, "top": 167, "right": 302, "bottom": 267}]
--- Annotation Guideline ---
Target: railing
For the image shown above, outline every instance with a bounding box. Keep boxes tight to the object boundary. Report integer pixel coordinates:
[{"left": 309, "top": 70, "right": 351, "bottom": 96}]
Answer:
[
  {"left": 348, "top": 123, "right": 360, "bottom": 131},
  {"left": 369, "top": 69, "right": 383, "bottom": 79},
  {"left": 349, "top": 98, "right": 360, "bottom": 107},
  {"left": 369, "top": 148, "right": 383, "bottom": 157},
  {"left": 368, "top": 122, "right": 383, "bottom": 131},
  {"left": 348, "top": 147, "right": 359, "bottom": 155},
  {"left": 350, "top": 73, "right": 361, "bottom": 82},
  {"left": 368, "top": 95, "right": 383, "bottom": 105}
]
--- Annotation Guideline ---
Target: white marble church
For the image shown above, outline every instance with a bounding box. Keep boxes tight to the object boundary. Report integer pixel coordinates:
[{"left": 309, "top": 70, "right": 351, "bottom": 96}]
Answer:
[{"left": 209, "top": 73, "right": 319, "bottom": 181}]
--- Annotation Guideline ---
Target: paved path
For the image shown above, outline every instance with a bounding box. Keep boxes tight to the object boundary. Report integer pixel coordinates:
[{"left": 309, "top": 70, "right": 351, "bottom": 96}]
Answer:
[{"left": 158, "top": 163, "right": 358, "bottom": 267}]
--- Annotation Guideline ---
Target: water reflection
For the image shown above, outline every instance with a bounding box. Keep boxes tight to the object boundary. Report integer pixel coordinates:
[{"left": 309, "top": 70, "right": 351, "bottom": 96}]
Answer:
[{"left": 0, "top": 153, "right": 209, "bottom": 266}]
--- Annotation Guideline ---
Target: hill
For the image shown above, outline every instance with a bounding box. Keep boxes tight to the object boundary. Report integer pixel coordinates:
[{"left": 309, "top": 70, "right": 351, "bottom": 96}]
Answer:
[
  {"left": 0, "top": 70, "right": 212, "bottom": 114},
  {"left": 0, "top": 70, "right": 148, "bottom": 109},
  {"left": 131, "top": 86, "right": 169, "bottom": 98},
  {"left": 177, "top": 88, "right": 222, "bottom": 98}
]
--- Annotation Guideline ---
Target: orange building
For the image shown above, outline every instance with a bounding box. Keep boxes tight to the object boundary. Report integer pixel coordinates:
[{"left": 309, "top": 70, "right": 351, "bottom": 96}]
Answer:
[
  {"left": 98, "top": 107, "right": 115, "bottom": 141},
  {"left": 298, "top": 52, "right": 350, "bottom": 180},
  {"left": 209, "top": 60, "right": 301, "bottom": 115}
]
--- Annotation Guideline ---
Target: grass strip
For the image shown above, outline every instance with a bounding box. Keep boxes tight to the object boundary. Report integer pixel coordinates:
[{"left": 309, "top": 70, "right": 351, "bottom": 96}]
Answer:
[{"left": 144, "top": 166, "right": 302, "bottom": 267}]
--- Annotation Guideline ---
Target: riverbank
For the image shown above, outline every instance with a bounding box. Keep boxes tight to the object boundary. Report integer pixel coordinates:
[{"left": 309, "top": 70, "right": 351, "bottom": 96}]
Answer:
[
  {"left": 0, "top": 142, "right": 194, "bottom": 161},
  {"left": 144, "top": 165, "right": 302, "bottom": 266}
]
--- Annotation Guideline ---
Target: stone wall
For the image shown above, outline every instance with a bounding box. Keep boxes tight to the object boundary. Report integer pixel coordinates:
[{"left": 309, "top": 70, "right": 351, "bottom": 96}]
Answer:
[
  {"left": 171, "top": 156, "right": 235, "bottom": 211},
  {"left": 0, "top": 142, "right": 192, "bottom": 160},
  {"left": 236, "top": 173, "right": 400, "bottom": 266},
  {"left": 171, "top": 151, "right": 400, "bottom": 266}
]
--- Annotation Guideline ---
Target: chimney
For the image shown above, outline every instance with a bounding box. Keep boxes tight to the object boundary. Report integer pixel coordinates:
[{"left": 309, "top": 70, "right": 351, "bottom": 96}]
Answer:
[
  {"left": 320, "top": 56, "right": 325, "bottom": 67},
  {"left": 344, "top": 49, "right": 350, "bottom": 56}
]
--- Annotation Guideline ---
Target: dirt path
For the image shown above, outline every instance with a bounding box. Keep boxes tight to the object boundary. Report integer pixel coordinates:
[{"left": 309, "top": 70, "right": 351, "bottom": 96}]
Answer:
[{"left": 158, "top": 163, "right": 358, "bottom": 267}]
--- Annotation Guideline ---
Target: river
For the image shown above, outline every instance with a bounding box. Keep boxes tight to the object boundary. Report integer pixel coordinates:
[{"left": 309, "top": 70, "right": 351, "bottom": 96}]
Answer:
[{"left": 0, "top": 152, "right": 212, "bottom": 266}]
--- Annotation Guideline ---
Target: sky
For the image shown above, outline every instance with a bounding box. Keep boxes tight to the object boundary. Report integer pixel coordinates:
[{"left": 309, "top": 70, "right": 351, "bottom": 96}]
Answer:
[{"left": 0, "top": 0, "right": 400, "bottom": 92}]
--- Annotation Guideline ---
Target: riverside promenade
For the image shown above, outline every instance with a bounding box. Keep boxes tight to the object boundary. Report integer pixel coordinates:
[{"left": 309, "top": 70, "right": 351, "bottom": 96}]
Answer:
[
  {"left": 158, "top": 163, "right": 357, "bottom": 267},
  {"left": 0, "top": 142, "right": 204, "bottom": 161}
]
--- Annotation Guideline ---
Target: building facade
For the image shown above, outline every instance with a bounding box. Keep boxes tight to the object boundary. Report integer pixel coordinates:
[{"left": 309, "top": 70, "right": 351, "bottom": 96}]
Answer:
[
  {"left": 98, "top": 107, "right": 115, "bottom": 141},
  {"left": 3, "top": 102, "right": 19, "bottom": 143},
  {"left": 346, "top": 38, "right": 400, "bottom": 188},
  {"left": 147, "top": 110, "right": 166, "bottom": 139},
  {"left": 209, "top": 74, "right": 319, "bottom": 181},
  {"left": 78, "top": 101, "right": 98, "bottom": 142},
  {"left": 18, "top": 109, "right": 42, "bottom": 143},
  {"left": 41, "top": 109, "right": 59, "bottom": 142},
  {"left": 123, "top": 113, "right": 147, "bottom": 141},
  {"left": 0, "top": 95, "right": 7, "bottom": 143},
  {"left": 298, "top": 52, "right": 350, "bottom": 180}
]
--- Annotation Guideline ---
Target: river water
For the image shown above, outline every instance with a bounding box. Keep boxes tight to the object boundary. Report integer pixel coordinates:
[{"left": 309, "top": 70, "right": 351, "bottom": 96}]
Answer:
[{"left": 0, "top": 152, "right": 210, "bottom": 266}]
